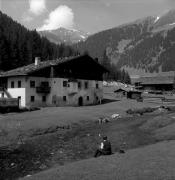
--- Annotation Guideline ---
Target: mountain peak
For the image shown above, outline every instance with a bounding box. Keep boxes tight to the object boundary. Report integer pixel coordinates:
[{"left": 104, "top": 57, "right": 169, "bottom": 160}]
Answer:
[
  {"left": 38, "top": 27, "right": 89, "bottom": 45},
  {"left": 154, "top": 16, "right": 160, "bottom": 23},
  {"left": 154, "top": 9, "right": 175, "bottom": 28}
]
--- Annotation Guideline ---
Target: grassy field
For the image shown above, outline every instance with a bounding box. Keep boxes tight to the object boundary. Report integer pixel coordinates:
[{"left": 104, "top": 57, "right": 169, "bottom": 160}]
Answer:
[
  {"left": 22, "top": 140, "right": 175, "bottom": 180},
  {"left": 19, "top": 111, "right": 175, "bottom": 180},
  {"left": 0, "top": 97, "right": 160, "bottom": 146},
  {"left": 1, "top": 91, "right": 175, "bottom": 179}
]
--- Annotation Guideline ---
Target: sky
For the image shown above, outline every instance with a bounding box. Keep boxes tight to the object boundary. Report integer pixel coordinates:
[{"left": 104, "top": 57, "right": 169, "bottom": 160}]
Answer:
[{"left": 1, "top": 0, "right": 175, "bottom": 34}]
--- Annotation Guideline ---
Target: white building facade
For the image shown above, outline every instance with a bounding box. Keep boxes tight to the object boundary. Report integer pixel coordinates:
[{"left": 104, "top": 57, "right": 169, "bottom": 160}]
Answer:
[{"left": 0, "top": 55, "right": 107, "bottom": 107}]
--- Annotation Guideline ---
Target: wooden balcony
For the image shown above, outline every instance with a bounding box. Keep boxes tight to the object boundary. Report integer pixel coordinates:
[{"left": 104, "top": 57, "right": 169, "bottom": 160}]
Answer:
[{"left": 36, "top": 86, "right": 51, "bottom": 94}]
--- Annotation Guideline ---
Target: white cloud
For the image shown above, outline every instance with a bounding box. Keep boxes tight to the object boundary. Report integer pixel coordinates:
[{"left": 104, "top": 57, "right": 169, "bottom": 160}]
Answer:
[
  {"left": 0, "top": 1, "right": 2, "bottom": 11},
  {"left": 37, "top": 5, "right": 74, "bottom": 31},
  {"left": 29, "top": 0, "right": 46, "bottom": 15},
  {"left": 22, "top": 13, "right": 33, "bottom": 22}
]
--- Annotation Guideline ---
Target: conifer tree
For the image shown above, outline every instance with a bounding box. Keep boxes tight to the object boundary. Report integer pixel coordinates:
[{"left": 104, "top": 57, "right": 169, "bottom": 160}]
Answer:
[{"left": 0, "top": 11, "right": 78, "bottom": 71}]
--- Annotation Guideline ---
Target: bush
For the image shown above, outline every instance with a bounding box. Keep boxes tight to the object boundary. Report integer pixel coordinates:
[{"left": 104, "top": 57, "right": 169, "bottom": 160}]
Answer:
[
  {"left": 0, "top": 106, "right": 19, "bottom": 114},
  {"left": 19, "top": 107, "right": 40, "bottom": 113},
  {"left": 126, "top": 107, "right": 156, "bottom": 115}
]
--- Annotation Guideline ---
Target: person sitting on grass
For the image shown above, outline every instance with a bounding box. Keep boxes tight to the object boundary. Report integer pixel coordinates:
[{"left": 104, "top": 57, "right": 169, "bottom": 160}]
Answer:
[{"left": 94, "top": 136, "right": 112, "bottom": 157}]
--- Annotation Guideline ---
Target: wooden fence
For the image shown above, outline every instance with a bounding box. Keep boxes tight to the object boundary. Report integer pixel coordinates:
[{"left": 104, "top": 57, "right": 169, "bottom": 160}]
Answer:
[{"left": 0, "top": 98, "right": 19, "bottom": 108}]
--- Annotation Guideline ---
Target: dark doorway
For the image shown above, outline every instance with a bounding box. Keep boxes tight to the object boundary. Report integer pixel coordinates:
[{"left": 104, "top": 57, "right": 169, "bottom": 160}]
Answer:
[{"left": 78, "top": 97, "right": 83, "bottom": 106}]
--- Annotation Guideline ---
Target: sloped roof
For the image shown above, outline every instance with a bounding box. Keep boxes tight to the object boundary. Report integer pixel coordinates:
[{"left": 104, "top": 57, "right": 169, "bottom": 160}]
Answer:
[
  {"left": 138, "top": 75, "right": 174, "bottom": 85},
  {"left": 114, "top": 86, "right": 139, "bottom": 93},
  {"left": 132, "top": 72, "right": 175, "bottom": 84},
  {"left": 0, "top": 55, "right": 107, "bottom": 78},
  {"left": 114, "top": 88, "right": 127, "bottom": 93}
]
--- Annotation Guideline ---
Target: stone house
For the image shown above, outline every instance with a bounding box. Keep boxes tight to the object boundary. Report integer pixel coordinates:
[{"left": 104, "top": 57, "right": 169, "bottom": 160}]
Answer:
[{"left": 0, "top": 55, "right": 108, "bottom": 107}]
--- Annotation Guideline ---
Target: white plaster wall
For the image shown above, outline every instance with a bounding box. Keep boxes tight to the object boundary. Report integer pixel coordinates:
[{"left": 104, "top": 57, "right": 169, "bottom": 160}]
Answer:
[
  {"left": 7, "top": 77, "right": 26, "bottom": 107},
  {"left": 49, "top": 78, "right": 72, "bottom": 106},
  {"left": 6, "top": 76, "right": 103, "bottom": 107},
  {"left": 25, "top": 77, "right": 51, "bottom": 107},
  {"left": 49, "top": 78, "right": 103, "bottom": 106},
  {"left": 8, "top": 88, "right": 25, "bottom": 106}
]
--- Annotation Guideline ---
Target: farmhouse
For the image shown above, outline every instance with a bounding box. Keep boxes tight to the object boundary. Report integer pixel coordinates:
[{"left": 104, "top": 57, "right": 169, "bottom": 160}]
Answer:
[
  {"left": 135, "top": 72, "right": 175, "bottom": 91},
  {"left": 0, "top": 55, "right": 108, "bottom": 107}
]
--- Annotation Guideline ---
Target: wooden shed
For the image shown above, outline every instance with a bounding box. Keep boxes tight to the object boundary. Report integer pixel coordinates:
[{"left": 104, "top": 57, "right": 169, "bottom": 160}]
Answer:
[
  {"left": 126, "top": 90, "right": 142, "bottom": 100},
  {"left": 114, "top": 88, "right": 127, "bottom": 97}
]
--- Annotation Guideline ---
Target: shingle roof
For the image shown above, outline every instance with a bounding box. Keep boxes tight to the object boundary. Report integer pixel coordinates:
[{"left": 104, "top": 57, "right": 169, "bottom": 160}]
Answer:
[
  {"left": 114, "top": 87, "right": 140, "bottom": 93},
  {"left": 114, "top": 88, "right": 127, "bottom": 93},
  {"left": 138, "top": 75, "right": 174, "bottom": 85},
  {"left": 0, "top": 55, "right": 107, "bottom": 77}
]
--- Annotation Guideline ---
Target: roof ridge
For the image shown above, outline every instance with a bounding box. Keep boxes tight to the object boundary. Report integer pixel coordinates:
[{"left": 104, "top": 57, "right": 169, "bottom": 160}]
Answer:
[{"left": 0, "top": 55, "right": 107, "bottom": 78}]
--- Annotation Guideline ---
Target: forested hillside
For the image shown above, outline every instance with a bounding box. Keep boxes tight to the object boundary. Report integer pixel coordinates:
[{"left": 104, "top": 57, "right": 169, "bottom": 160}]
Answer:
[
  {"left": 74, "top": 16, "right": 155, "bottom": 62},
  {"left": 0, "top": 11, "right": 78, "bottom": 71},
  {"left": 74, "top": 10, "right": 175, "bottom": 74},
  {"left": 117, "top": 28, "right": 175, "bottom": 72},
  {"left": 0, "top": 11, "right": 132, "bottom": 83}
]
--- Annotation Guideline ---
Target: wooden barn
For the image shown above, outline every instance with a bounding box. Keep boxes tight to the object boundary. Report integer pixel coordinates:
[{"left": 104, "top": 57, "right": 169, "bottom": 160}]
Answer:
[{"left": 135, "top": 72, "right": 175, "bottom": 91}]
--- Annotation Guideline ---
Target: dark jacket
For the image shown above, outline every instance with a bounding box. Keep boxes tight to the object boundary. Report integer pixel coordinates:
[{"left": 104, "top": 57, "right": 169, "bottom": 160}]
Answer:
[{"left": 102, "top": 140, "right": 112, "bottom": 155}]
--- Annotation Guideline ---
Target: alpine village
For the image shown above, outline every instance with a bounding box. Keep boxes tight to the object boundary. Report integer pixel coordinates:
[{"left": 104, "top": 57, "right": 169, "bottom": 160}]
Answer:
[{"left": 1, "top": 4, "right": 175, "bottom": 180}]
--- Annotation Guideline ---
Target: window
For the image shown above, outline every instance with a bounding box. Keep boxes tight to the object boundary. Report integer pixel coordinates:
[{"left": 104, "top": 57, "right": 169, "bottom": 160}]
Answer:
[
  {"left": 87, "top": 96, "right": 89, "bottom": 101},
  {"left": 85, "top": 82, "right": 88, "bottom": 89},
  {"left": 18, "top": 81, "right": 21, "bottom": 88},
  {"left": 30, "top": 81, "right": 35, "bottom": 88},
  {"left": 11, "top": 81, "right": 14, "bottom": 88},
  {"left": 42, "top": 96, "right": 46, "bottom": 102},
  {"left": 78, "top": 82, "right": 81, "bottom": 89},
  {"left": 63, "top": 96, "right": 67, "bottom": 101},
  {"left": 63, "top": 81, "right": 68, "bottom": 87},
  {"left": 31, "top": 96, "right": 35, "bottom": 102},
  {"left": 96, "top": 83, "right": 99, "bottom": 89}
]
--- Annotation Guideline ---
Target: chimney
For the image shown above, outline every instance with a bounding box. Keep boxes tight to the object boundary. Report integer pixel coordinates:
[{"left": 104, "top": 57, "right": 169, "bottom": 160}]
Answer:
[{"left": 35, "top": 57, "right": 40, "bottom": 66}]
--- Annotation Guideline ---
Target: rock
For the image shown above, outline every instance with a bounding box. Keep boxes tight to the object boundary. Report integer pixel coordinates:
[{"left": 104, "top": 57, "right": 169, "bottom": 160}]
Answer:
[
  {"left": 26, "top": 175, "right": 31, "bottom": 177},
  {"left": 111, "top": 114, "right": 121, "bottom": 119},
  {"left": 11, "top": 162, "right": 15, "bottom": 166}
]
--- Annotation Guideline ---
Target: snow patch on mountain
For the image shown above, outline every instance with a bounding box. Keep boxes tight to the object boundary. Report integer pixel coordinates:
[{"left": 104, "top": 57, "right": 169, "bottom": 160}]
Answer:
[
  {"left": 80, "top": 35, "right": 86, "bottom": 39},
  {"left": 154, "top": 16, "right": 160, "bottom": 23},
  {"left": 38, "top": 27, "right": 89, "bottom": 44},
  {"left": 169, "top": 22, "right": 175, "bottom": 25}
]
